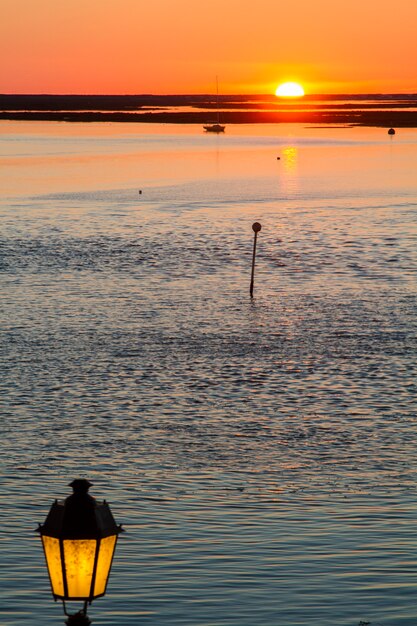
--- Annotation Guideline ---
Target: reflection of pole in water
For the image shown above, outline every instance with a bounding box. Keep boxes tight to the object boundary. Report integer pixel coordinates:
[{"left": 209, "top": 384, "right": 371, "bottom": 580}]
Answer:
[
  {"left": 250, "top": 222, "right": 262, "bottom": 298},
  {"left": 388, "top": 126, "right": 396, "bottom": 173},
  {"left": 215, "top": 137, "right": 220, "bottom": 176}
]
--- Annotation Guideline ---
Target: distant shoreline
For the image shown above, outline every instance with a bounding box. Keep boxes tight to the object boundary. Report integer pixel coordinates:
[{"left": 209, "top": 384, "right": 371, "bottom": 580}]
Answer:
[
  {"left": 1, "top": 94, "right": 417, "bottom": 127},
  {"left": 2, "top": 110, "right": 416, "bottom": 127}
]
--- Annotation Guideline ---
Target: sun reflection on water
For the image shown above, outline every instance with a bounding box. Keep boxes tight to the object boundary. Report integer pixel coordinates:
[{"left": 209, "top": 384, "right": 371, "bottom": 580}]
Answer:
[
  {"left": 282, "top": 146, "right": 298, "bottom": 172},
  {"left": 277, "top": 145, "right": 299, "bottom": 195}
]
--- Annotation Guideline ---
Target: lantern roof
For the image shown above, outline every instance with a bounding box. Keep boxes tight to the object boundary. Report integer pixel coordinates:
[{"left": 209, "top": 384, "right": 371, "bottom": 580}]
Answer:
[{"left": 38, "top": 480, "right": 122, "bottom": 540}]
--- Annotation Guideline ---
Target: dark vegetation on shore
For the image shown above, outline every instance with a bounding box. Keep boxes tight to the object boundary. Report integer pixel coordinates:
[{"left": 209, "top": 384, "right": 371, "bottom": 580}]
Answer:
[{"left": 1, "top": 94, "right": 417, "bottom": 127}]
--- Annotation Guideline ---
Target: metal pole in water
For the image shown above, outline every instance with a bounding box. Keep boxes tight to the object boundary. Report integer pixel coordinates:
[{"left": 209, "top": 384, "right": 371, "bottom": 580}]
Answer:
[{"left": 250, "top": 222, "right": 262, "bottom": 298}]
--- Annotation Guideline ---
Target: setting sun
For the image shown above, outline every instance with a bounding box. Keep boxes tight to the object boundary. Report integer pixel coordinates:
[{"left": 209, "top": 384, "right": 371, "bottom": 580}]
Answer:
[{"left": 275, "top": 82, "right": 305, "bottom": 97}]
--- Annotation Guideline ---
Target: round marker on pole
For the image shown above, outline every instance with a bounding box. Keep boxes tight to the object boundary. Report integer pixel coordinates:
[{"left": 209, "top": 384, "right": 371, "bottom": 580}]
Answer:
[{"left": 250, "top": 222, "right": 262, "bottom": 298}]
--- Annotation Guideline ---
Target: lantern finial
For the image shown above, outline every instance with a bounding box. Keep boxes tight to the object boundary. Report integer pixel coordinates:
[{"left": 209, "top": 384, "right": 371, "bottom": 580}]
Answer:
[{"left": 69, "top": 479, "right": 92, "bottom": 494}]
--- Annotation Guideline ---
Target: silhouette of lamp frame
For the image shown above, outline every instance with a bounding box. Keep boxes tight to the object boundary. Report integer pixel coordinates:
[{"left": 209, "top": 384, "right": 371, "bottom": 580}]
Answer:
[{"left": 37, "top": 479, "right": 123, "bottom": 625}]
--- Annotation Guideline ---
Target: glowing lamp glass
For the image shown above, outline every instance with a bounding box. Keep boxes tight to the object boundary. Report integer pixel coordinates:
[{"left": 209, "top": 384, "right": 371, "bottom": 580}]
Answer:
[
  {"left": 94, "top": 535, "right": 117, "bottom": 596},
  {"left": 41, "top": 535, "right": 117, "bottom": 600},
  {"left": 42, "top": 536, "right": 65, "bottom": 597}
]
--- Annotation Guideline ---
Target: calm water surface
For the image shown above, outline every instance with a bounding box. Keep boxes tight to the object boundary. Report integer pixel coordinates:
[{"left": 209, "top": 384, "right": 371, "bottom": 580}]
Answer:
[{"left": 0, "top": 122, "right": 416, "bottom": 626}]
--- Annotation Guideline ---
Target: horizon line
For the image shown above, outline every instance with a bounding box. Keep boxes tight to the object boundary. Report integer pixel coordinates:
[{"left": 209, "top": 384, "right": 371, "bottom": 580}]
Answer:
[{"left": 1, "top": 92, "right": 417, "bottom": 99}]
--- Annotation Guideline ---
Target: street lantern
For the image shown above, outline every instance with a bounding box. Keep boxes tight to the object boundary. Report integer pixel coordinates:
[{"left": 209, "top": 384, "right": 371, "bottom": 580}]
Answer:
[{"left": 37, "top": 479, "right": 123, "bottom": 625}]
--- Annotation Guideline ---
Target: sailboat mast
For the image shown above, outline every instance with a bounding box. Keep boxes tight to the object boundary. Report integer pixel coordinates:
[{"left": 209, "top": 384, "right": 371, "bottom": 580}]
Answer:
[{"left": 216, "top": 76, "right": 219, "bottom": 124}]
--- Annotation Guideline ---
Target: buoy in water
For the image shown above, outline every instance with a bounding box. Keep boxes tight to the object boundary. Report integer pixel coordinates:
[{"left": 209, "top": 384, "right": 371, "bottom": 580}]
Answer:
[{"left": 388, "top": 128, "right": 395, "bottom": 135}]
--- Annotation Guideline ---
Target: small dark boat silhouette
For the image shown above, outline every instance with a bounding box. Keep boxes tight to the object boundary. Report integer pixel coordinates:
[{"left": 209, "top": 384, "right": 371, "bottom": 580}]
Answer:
[
  {"left": 388, "top": 128, "right": 396, "bottom": 135},
  {"left": 204, "top": 77, "right": 225, "bottom": 133},
  {"left": 204, "top": 123, "right": 225, "bottom": 133}
]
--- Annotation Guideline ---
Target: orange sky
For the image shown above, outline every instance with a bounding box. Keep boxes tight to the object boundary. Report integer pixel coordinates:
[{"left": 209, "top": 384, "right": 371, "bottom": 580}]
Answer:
[{"left": 1, "top": 0, "right": 416, "bottom": 94}]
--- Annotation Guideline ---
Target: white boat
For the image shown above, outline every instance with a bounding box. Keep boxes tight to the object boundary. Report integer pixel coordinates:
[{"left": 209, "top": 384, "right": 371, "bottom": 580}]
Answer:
[{"left": 204, "top": 77, "right": 225, "bottom": 133}]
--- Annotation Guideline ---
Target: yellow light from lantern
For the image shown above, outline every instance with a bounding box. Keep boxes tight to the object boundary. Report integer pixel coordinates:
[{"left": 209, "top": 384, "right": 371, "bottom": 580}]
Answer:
[
  {"left": 42, "top": 536, "right": 65, "bottom": 597},
  {"left": 94, "top": 535, "right": 117, "bottom": 596},
  {"left": 63, "top": 539, "right": 97, "bottom": 598},
  {"left": 42, "top": 534, "right": 118, "bottom": 600}
]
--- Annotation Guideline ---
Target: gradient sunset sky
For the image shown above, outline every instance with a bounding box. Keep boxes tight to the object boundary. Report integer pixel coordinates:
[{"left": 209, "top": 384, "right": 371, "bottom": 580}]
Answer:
[{"left": 1, "top": 0, "right": 416, "bottom": 95}]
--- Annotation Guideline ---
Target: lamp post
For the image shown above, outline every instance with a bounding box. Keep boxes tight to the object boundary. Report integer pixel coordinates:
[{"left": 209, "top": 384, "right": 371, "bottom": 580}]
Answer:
[{"left": 37, "top": 480, "right": 123, "bottom": 625}]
